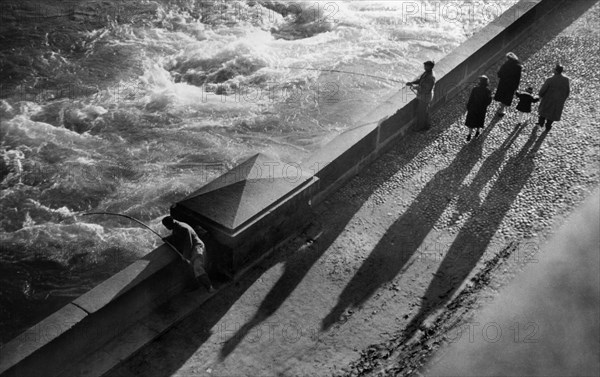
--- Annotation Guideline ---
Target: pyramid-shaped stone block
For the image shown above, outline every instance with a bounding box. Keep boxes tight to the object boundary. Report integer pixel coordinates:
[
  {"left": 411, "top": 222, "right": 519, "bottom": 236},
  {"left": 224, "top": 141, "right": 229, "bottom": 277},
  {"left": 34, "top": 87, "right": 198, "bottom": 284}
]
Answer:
[{"left": 177, "top": 153, "right": 316, "bottom": 232}]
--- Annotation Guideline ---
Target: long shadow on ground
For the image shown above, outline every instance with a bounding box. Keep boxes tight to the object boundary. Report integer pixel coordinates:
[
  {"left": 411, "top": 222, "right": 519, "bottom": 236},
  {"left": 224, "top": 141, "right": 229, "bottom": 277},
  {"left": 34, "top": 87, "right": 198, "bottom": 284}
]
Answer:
[
  {"left": 217, "top": 107, "right": 468, "bottom": 360},
  {"left": 393, "top": 0, "right": 600, "bottom": 343},
  {"left": 321, "top": 115, "right": 501, "bottom": 331},
  {"left": 401, "top": 126, "right": 548, "bottom": 342},
  {"left": 322, "top": 0, "right": 596, "bottom": 357},
  {"left": 111, "top": 97, "right": 464, "bottom": 375},
  {"left": 452, "top": 122, "right": 526, "bottom": 221},
  {"left": 111, "top": 1, "right": 596, "bottom": 371}
]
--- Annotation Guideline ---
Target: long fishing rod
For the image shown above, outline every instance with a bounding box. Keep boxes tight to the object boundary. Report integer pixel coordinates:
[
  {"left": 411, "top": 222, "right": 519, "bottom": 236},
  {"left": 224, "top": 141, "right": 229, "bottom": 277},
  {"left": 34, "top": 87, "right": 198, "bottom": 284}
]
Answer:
[
  {"left": 279, "top": 66, "right": 478, "bottom": 91},
  {"left": 82, "top": 212, "right": 191, "bottom": 265},
  {"left": 276, "top": 65, "right": 404, "bottom": 84}
]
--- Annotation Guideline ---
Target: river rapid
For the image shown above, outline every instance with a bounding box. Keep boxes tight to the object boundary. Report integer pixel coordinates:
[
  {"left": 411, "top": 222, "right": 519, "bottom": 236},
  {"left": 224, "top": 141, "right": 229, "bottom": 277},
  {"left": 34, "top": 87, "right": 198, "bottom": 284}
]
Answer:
[{"left": 0, "top": 0, "right": 517, "bottom": 342}]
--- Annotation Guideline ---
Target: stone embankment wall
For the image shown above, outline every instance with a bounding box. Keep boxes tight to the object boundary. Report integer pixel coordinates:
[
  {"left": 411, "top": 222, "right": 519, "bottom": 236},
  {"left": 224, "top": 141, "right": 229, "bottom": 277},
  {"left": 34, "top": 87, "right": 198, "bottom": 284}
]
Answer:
[{"left": 0, "top": 1, "right": 566, "bottom": 376}]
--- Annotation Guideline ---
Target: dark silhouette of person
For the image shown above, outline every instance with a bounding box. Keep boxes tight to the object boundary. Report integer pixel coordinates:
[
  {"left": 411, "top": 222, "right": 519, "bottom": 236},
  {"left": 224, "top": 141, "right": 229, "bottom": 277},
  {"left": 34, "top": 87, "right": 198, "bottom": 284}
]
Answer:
[
  {"left": 515, "top": 86, "right": 540, "bottom": 125},
  {"left": 537, "top": 64, "right": 570, "bottom": 131},
  {"left": 465, "top": 75, "right": 493, "bottom": 141},
  {"left": 406, "top": 60, "right": 436, "bottom": 131},
  {"left": 401, "top": 125, "right": 539, "bottom": 344},
  {"left": 321, "top": 123, "right": 499, "bottom": 331},
  {"left": 494, "top": 52, "right": 522, "bottom": 117},
  {"left": 162, "top": 216, "right": 214, "bottom": 292}
]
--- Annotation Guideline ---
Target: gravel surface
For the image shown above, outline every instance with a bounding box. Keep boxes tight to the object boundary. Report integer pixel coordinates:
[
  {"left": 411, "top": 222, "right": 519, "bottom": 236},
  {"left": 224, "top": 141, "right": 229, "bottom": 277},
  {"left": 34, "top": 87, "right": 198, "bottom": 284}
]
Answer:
[
  {"left": 342, "top": 1, "right": 600, "bottom": 375},
  {"left": 112, "top": 2, "right": 599, "bottom": 377}
]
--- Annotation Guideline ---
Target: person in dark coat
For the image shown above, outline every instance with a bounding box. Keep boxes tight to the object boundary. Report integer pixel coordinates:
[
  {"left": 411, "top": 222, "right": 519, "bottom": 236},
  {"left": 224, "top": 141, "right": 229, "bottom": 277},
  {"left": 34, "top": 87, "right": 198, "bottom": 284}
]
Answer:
[
  {"left": 162, "top": 216, "right": 214, "bottom": 292},
  {"left": 406, "top": 60, "right": 436, "bottom": 131},
  {"left": 515, "top": 86, "right": 539, "bottom": 125},
  {"left": 465, "top": 75, "right": 492, "bottom": 141},
  {"left": 494, "top": 52, "right": 522, "bottom": 117},
  {"left": 538, "top": 64, "right": 570, "bottom": 131}
]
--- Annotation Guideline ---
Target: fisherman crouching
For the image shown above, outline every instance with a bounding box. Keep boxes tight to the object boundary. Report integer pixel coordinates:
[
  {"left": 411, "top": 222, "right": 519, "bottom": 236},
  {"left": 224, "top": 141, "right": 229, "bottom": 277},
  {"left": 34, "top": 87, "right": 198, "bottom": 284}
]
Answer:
[{"left": 162, "top": 216, "right": 215, "bottom": 292}]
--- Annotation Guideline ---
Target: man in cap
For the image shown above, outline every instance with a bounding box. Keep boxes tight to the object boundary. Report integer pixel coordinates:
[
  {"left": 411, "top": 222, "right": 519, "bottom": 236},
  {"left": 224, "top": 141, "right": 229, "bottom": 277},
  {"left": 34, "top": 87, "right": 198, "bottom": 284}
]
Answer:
[
  {"left": 537, "top": 64, "right": 570, "bottom": 131},
  {"left": 406, "top": 60, "right": 436, "bottom": 131},
  {"left": 162, "top": 216, "right": 214, "bottom": 292}
]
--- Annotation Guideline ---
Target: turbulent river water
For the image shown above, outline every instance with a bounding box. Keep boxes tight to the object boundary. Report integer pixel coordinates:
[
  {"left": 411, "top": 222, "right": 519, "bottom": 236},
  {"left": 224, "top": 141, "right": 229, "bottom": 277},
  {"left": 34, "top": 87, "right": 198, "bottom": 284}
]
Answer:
[{"left": 0, "top": 0, "right": 517, "bottom": 342}]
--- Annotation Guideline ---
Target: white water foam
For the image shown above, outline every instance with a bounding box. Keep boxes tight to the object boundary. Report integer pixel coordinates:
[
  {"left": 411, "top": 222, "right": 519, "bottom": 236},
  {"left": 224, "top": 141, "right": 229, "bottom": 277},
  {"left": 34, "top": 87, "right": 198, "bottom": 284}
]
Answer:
[{"left": 0, "top": 0, "right": 519, "bottom": 341}]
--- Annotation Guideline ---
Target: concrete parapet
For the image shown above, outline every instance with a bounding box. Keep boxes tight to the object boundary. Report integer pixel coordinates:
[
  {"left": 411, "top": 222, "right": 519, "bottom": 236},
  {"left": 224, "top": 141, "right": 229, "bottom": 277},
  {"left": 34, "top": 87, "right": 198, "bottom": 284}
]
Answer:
[
  {"left": 0, "top": 245, "right": 188, "bottom": 377},
  {"left": 0, "top": 1, "right": 569, "bottom": 376},
  {"left": 0, "top": 304, "right": 87, "bottom": 377},
  {"left": 171, "top": 152, "right": 319, "bottom": 278}
]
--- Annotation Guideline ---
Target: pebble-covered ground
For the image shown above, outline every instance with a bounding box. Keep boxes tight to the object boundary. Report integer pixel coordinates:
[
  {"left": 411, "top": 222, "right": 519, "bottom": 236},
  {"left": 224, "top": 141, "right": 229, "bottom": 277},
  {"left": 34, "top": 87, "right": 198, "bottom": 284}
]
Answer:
[
  {"left": 339, "top": 1, "right": 600, "bottom": 375},
  {"left": 113, "top": 2, "right": 599, "bottom": 376}
]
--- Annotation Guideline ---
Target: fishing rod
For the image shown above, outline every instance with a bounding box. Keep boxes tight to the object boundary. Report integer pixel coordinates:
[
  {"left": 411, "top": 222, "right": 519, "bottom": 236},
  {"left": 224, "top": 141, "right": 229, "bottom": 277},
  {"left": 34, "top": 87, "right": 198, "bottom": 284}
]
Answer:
[
  {"left": 82, "top": 212, "right": 191, "bottom": 265},
  {"left": 406, "top": 78, "right": 481, "bottom": 95},
  {"left": 275, "top": 65, "right": 404, "bottom": 84},
  {"left": 407, "top": 84, "right": 418, "bottom": 95}
]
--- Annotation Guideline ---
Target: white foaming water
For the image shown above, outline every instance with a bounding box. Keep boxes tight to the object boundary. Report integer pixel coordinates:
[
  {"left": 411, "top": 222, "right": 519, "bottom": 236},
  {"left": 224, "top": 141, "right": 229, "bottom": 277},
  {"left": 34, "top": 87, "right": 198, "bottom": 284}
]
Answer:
[{"left": 0, "top": 0, "right": 518, "bottom": 341}]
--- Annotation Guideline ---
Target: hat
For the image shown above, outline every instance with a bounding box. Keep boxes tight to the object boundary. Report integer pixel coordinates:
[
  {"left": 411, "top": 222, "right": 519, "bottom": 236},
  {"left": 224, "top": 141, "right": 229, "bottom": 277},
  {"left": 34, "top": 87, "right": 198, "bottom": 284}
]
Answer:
[
  {"left": 162, "top": 216, "right": 174, "bottom": 228},
  {"left": 506, "top": 52, "right": 518, "bottom": 61},
  {"left": 424, "top": 60, "right": 435, "bottom": 67},
  {"left": 478, "top": 75, "right": 489, "bottom": 86}
]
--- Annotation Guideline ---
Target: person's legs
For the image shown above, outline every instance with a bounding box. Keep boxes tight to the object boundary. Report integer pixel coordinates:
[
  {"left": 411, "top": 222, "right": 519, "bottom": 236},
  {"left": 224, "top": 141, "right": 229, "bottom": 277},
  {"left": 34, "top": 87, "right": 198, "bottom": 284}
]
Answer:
[
  {"left": 197, "top": 274, "right": 214, "bottom": 292},
  {"left": 538, "top": 115, "right": 546, "bottom": 127},
  {"left": 497, "top": 103, "right": 506, "bottom": 115},
  {"left": 423, "top": 100, "right": 432, "bottom": 129},
  {"left": 545, "top": 120, "right": 554, "bottom": 131},
  {"left": 466, "top": 115, "right": 472, "bottom": 140},
  {"left": 192, "top": 256, "right": 214, "bottom": 291},
  {"left": 414, "top": 100, "right": 422, "bottom": 128},
  {"left": 475, "top": 127, "right": 481, "bottom": 138},
  {"left": 415, "top": 99, "right": 432, "bottom": 131}
]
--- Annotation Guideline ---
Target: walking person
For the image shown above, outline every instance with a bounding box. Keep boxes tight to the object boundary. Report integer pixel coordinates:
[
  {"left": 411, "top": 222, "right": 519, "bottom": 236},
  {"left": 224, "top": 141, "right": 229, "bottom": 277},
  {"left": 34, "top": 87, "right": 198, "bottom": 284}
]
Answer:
[
  {"left": 537, "top": 64, "right": 570, "bottom": 131},
  {"left": 406, "top": 60, "right": 436, "bottom": 131},
  {"left": 162, "top": 216, "right": 215, "bottom": 292},
  {"left": 465, "top": 75, "right": 493, "bottom": 141},
  {"left": 494, "top": 52, "right": 522, "bottom": 117},
  {"left": 515, "top": 87, "right": 539, "bottom": 125}
]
